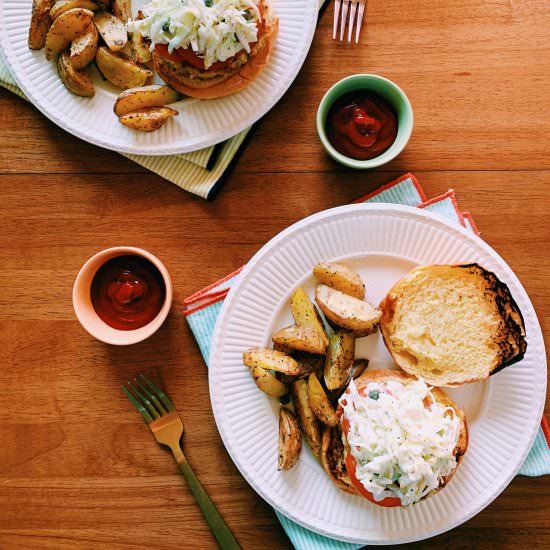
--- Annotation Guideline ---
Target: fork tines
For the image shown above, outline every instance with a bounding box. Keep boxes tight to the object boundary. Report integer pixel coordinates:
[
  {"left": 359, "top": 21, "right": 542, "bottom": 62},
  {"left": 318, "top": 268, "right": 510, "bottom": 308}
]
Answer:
[
  {"left": 333, "top": 0, "right": 367, "bottom": 43},
  {"left": 122, "top": 374, "right": 175, "bottom": 424}
]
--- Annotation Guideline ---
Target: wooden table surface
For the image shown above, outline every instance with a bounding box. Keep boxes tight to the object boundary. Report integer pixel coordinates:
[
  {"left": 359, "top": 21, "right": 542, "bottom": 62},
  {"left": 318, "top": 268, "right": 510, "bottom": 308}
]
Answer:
[{"left": 1, "top": 1, "right": 549, "bottom": 549}]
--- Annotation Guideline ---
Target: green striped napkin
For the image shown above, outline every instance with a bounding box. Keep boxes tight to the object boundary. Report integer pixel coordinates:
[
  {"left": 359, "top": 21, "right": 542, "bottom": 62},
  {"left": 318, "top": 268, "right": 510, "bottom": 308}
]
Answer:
[{"left": 0, "top": 0, "right": 326, "bottom": 199}]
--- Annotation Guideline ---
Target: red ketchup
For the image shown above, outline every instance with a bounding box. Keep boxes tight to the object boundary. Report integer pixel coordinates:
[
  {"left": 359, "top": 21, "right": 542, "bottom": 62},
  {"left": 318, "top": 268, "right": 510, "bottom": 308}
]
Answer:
[
  {"left": 91, "top": 255, "right": 166, "bottom": 331},
  {"left": 326, "top": 91, "right": 398, "bottom": 160}
]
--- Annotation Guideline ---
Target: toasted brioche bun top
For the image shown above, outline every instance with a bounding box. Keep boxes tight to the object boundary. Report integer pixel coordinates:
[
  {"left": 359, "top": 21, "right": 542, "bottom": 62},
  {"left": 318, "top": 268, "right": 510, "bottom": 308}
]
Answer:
[
  {"left": 380, "top": 264, "right": 527, "bottom": 386},
  {"left": 321, "top": 369, "right": 468, "bottom": 506},
  {"left": 153, "top": 0, "right": 278, "bottom": 99}
]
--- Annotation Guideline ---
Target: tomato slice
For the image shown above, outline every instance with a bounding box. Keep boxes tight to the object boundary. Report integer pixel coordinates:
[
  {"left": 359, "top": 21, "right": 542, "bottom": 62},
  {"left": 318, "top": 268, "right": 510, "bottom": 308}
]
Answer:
[
  {"left": 154, "top": 43, "right": 184, "bottom": 62},
  {"left": 344, "top": 451, "right": 402, "bottom": 507}
]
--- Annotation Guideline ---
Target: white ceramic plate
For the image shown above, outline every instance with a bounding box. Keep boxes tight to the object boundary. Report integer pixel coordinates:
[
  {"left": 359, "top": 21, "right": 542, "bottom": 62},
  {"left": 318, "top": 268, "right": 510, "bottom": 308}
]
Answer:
[
  {"left": 0, "top": 0, "right": 317, "bottom": 155},
  {"left": 209, "top": 204, "right": 546, "bottom": 545}
]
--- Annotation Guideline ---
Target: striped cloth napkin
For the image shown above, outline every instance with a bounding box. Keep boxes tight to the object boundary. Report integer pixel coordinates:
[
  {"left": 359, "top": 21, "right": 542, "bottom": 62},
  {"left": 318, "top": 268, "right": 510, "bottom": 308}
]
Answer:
[
  {"left": 184, "top": 173, "right": 550, "bottom": 549},
  {"left": 0, "top": 0, "right": 327, "bottom": 199}
]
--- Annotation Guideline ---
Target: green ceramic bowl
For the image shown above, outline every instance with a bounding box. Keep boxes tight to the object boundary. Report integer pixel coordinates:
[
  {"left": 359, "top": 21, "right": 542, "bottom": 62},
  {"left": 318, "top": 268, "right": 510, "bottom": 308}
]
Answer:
[{"left": 316, "top": 74, "right": 413, "bottom": 169}]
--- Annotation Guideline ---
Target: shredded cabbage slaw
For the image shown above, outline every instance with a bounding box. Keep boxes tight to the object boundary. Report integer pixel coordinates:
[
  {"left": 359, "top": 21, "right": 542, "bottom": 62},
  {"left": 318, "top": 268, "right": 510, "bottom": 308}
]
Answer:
[
  {"left": 128, "top": 0, "right": 261, "bottom": 69},
  {"left": 340, "top": 379, "right": 460, "bottom": 506}
]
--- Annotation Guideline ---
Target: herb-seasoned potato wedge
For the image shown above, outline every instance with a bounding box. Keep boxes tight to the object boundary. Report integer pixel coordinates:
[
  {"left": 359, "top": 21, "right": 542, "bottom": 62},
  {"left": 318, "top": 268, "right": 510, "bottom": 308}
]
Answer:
[
  {"left": 70, "top": 22, "right": 98, "bottom": 69},
  {"left": 57, "top": 50, "right": 94, "bottom": 96},
  {"left": 291, "top": 379, "right": 322, "bottom": 457},
  {"left": 243, "top": 348, "right": 302, "bottom": 377},
  {"left": 315, "top": 284, "right": 382, "bottom": 337},
  {"left": 94, "top": 12, "right": 128, "bottom": 52},
  {"left": 50, "top": 0, "right": 98, "bottom": 20},
  {"left": 251, "top": 365, "right": 288, "bottom": 397},
  {"left": 321, "top": 425, "right": 356, "bottom": 494},
  {"left": 308, "top": 374, "right": 338, "bottom": 427},
  {"left": 313, "top": 262, "right": 365, "bottom": 300},
  {"left": 29, "top": 0, "right": 54, "bottom": 50},
  {"left": 96, "top": 47, "right": 153, "bottom": 89},
  {"left": 290, "top": 287, "right": 328, "bottom": 347},
  {"left": 324, "top": 330, "right": 355, "bottom": 391},
  {"left": 112, "top": 0, "right": 132, "bottom": 23},
  {"left": 45, "top": 8, "right": 94, "bottom": 60},
  {"left": 114, "top": 85, "right": 181, "bottom": 116},
  {"left": 272, "top": 325, "right": 327, "bottom": 355},
  {"left": 118, "top": 107, "right": 178, "bottom": 132},
  {"left": 129, "top": 10, "right": 152, "bottom": 63},
  {"left": 277, "top": 351, "right": 324, "bottom": 385},
  {"left": 351, "top": 358, "right": 369, "bottom": 380},
  {"left": 278, "top": 408, "right": 302, "bottom": 470}
]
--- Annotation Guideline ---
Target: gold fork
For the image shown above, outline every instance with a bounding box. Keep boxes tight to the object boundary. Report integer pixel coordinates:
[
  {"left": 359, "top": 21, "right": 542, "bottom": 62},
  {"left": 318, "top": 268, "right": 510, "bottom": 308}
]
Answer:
[{"left": 123, "top": 374, "right": 241, "bottom": 550}]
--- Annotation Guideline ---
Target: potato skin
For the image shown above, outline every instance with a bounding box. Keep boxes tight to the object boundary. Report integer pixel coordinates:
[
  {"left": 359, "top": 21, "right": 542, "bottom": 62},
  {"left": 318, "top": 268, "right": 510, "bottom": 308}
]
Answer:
[
  {"left": 291, "top": 379, "right": 322, "bottom": 457},
  {"left": 315, "top": 284, "right": 381, "bottom": 337},
  {"left": 45, "top": 8, "right": 94, "bottom": 60},
  {"left": 272, "top": 325, "right": 327, "bottom": 355},
  {"left": 114, "top": 85, "right": 181, "bottom": 116},
  {"left": 308, "top": 374, "right": 338, "bottom": 427},
  {"left": 313, "top": 262, "right": 365, "bottom": 300},
  {"left": 57, "top": 50, "right": 94, "bottom": 96},
  {"left": 96, "top": 47, "right": 153, "bottom": 89},
  {"left": 118, "top": 107, "right": 178, "bottom": 132},
  {"left": 278, "top": 408, "right": 302, "bottom": 470},
  {"left": 290, "top": 287, "right": 328, "bottom": 347},
  {"left": 50, "top": 0, "right": 98, "bottom": 20},
  {"left": 251, "top": 365, "right": 288, "bottom": 397},
  {"left": 243, "top": 347, "right": 302, "bottom": 376},
  {"left": 28, "top": 0, "right": 54, "bottom": 50},
  {"left": 324, "top": 330, "right": 355, "bottom": 391}
]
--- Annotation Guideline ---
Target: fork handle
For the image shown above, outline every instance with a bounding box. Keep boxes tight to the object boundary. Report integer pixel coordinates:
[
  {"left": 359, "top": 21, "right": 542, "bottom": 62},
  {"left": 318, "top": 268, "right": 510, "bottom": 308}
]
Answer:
[{"left": 177, "top": 457, "right": 241, "bottom": 550}]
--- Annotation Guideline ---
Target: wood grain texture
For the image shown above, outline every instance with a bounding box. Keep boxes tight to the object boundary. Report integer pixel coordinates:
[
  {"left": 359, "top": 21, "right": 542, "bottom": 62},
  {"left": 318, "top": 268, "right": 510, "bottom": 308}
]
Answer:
[{"left": 0, "top": 1, "right": 549, "bottom": 549}]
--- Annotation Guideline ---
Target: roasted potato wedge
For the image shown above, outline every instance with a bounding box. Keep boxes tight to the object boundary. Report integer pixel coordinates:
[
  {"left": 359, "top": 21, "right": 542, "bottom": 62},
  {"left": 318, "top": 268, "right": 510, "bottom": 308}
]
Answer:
[
  {"left": 129, "top": 10, "right": 152, "bottom": 64},
  {"left": 243, "top": 348, "right": 302, "bottom": 377},
  {"left": 278, "top": 408, "right": 302, "bottom": 470},
  {"left": 29, "top": 0, "right": 54, "bottom": 50},
  {"left": 315, "top": 284, "right": 382, "bottom": 337},
  {"left": 114, "top": 85, "right": 181, "bottom": 116},
  {"left": 118, "top": 107, "right": 178, "bottom": 132},
  {"left": 70, "top": 22, "right": 98, "bottom": 69},
  {"left": 313, "top": 262, "right": 365, "bottom": 300},
  {"left": 96, "top": 47, "right": 153, "bottom": 89},
  {"left": 321, "top": 425, "right": 356, "bottom": 494},
  {"left": 351, "top": 358, "right": 369, "bottom": 380},
  {"left": 251, "top": 365, "right": 288, "bottom": 397},
  {"left": 291, "top": 379, "right": 322, "bottom": 457},
  {"left": 324, "top": 330, "right": 355, "bottom": 391},
  {"left": 308, "top": 374, "right": 338, "bottom": 427},
  {"left": 45, "top": 7, "right": 94, "bottom": 60},
  {"left": 50, "top": 0, "right": 98, "bottom": 20},
  {"left": 277, "top": 351, "right": 324, "bottom": 385},
  {"left": 272, "top": 325, "right": 327, "bottom": 355},
  {"left": 94, "top": 12, "right": 128, "bottom": 51},
  {"left": 57, "top": 50, "right": 94, "bottom": 96},
  {"left": 112, "top": 0, "right": 132, "bottom": 23},
  {"left": 290, "top": 287, "right": 328, "bottom": 347}
]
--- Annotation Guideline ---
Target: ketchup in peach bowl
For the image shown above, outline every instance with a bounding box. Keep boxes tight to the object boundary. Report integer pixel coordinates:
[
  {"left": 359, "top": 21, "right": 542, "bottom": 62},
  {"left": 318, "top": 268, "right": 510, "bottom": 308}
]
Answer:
[{"left": 73, "top": 247, "right": 173, "bottom": 345}]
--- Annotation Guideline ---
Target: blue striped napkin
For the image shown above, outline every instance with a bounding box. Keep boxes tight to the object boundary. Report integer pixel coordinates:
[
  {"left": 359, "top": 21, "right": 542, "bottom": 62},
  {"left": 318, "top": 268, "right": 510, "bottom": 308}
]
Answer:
[{"left": 184, "top": 175, "right": 550, "bottom": 547}]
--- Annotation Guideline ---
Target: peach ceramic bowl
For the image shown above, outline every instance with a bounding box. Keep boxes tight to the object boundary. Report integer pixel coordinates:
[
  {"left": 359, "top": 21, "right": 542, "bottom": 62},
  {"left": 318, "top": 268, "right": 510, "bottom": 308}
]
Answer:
[{"left": 72, "top": 246, "right": 173, "bottom": 346}]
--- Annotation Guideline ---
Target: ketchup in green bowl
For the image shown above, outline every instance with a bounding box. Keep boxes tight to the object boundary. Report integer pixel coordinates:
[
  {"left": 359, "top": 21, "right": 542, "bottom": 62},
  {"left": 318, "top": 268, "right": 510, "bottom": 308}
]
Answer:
[
  {"left": 91, "top": 255, "right": 166, "bottom": 331},
  {"left": 326, "top": 91, "right": 398, "bottom": 161}
]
